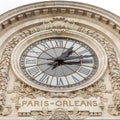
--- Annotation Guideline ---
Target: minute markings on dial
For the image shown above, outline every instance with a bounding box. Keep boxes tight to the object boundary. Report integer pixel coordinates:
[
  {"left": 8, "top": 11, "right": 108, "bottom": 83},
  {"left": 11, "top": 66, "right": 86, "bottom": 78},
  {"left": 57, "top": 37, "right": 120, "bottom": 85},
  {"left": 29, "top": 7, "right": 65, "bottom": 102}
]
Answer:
[{"left": 20, "top": 38, "right": 98, "bottom": 89}]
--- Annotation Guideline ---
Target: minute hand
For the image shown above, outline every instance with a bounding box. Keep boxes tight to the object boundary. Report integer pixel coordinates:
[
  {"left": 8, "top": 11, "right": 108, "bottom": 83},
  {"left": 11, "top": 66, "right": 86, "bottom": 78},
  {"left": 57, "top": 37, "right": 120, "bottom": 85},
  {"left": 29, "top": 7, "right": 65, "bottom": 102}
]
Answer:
[{"left": 62, "top": 55, "right": 94, "bottom": 61}]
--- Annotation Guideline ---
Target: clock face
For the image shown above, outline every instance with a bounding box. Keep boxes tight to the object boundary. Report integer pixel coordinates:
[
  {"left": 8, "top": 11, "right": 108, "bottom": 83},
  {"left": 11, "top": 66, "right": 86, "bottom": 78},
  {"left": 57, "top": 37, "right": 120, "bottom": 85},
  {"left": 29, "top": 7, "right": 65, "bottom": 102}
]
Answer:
[{"left": 20, "top": 38, "right": 98, "bottom": 90}]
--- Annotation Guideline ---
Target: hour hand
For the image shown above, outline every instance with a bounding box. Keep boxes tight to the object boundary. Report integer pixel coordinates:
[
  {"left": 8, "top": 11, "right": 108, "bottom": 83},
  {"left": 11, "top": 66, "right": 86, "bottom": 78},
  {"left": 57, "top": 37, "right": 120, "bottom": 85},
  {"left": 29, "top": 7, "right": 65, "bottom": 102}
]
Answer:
[
  {"left": 59, "top": 46, "right": 73, "bottom": 58},
  {"left": 47, "top": 46, "right": 73, "bottom": 61},
  {"left": 48, "top": 62, "right": 58, "bottom": 70}
]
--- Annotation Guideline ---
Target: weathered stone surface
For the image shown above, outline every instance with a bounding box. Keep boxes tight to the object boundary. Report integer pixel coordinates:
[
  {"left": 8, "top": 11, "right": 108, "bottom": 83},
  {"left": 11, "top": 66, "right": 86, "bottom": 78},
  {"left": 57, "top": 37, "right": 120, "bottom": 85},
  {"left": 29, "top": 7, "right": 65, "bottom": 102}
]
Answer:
[{"left": 0, "top": 1, "right": 120, "bottom": 119}]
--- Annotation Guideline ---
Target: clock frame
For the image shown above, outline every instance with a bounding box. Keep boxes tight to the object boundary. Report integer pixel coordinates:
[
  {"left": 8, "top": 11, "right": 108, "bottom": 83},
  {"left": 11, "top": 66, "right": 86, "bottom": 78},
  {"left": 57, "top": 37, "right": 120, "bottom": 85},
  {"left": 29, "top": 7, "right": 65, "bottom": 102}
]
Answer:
[{"left": 11, "top": 32, "right": 107, "bottom": 92}]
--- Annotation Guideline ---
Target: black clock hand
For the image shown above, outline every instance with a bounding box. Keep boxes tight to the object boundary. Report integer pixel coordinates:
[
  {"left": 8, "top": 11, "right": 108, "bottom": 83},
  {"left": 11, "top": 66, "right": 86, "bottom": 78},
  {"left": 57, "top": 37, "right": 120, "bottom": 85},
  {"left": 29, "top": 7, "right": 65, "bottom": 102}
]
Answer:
[
  {"left": 48, "top": 59, "right": 93, "bottom": 70},
  {"left": 61, "top": 59, "right": 93, "bottom": 65},
  {"left": 46, "top": 46, "right": 74, "bottom": 70},
  {"left": 51, "top": 63, "right": 58, "bottom": 70},
  {"left": 47, "top": 46, "right": 73, "bottom": 61},
  {"left": 59, "top": 55, "right": 94, "bottom": 61},
  {"left": 47, "top": 62, "right": 59, "bottom": 70},
  {"left": 59, "top": 46, "right": 73, "bottom": 58},
  {"left": 47, "top": 59, "right": 92, "bottom": 65},
  {"left": 47, "top": 55, "right": 93, "bottom": 69}
]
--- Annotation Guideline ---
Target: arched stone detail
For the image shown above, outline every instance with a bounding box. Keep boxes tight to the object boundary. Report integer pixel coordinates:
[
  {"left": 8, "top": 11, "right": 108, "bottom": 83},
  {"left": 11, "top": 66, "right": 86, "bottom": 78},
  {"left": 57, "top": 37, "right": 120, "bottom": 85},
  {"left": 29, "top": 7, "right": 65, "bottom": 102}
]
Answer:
[
  {"left": 49, "top": 108, "right": 70, "bottom": 120},
  {"left": 0, "top": 1, "right": 120, "bottom": 118},
  {"left": 0, "top": 2, "right": 120, "bottom": 34},
  {"left": 0, "top": 16, "right": 119, "bottom": 116}
]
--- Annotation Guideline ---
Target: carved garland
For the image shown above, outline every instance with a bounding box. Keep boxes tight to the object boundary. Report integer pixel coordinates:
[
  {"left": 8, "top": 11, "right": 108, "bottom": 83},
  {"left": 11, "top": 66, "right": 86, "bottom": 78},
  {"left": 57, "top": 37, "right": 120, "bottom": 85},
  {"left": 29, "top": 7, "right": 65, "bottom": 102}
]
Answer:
[{"left": 0, "top": 17, "right": 120, "bottom": 116}]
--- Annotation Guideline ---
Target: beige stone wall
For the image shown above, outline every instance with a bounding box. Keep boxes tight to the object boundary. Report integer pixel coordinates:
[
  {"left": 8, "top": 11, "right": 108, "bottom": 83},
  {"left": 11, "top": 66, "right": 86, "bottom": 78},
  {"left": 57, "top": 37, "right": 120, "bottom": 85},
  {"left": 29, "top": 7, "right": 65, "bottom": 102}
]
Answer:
[{"left": 0, "top": 1, "right": 120, "bottom": 119}]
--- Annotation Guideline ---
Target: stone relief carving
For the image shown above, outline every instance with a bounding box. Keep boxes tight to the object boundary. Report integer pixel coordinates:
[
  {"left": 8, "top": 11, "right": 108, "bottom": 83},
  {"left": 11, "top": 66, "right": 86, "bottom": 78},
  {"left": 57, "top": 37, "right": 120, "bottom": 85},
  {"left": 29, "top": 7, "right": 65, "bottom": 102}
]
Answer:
[
  {"left": 76, "top": 26, "right": 120, "bottom": 115},
  {"left": 49, "top": 108, "right": 70, "bottom": 120},
  {"left": 13, "top": 78, "right": 106, "bottom": 99},
  {"left": 43, "top": 16, "right": 76, "bottom": 34},
  {"left": 0, "top": 16, "right": 120, "bottom": 116},
  {"left": 29, "top": 107, "right": 100, "bottom": 120},
  {"left": 11, "top": 78, "right": 105, "bottom": 118},
  {"left": 13, "top": 80, "right": 51, "bottom": 99},
  {"left": 25, "top": 108, "right": 90, "bottom": 120}
]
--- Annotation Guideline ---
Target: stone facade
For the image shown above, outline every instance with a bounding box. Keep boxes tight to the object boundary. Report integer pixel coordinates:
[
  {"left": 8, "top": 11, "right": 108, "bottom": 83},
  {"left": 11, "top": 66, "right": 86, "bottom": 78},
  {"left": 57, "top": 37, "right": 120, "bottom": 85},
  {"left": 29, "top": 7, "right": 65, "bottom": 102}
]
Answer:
[{"left": 0, "top": 1, "right": 120, "bottom": 119}]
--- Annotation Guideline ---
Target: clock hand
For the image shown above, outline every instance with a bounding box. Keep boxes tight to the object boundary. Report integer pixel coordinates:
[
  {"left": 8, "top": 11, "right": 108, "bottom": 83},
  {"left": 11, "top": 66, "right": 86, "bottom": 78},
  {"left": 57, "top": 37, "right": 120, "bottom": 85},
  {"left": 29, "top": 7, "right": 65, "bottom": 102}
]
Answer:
[
  {"left": 60, "top": 55, "right": 94, "bottom": 61},
  {"left": 45, "top": 46, "right": 73, "bottom": 70},
  {"left": 47, "top": 59, "right": 92, "bottom": 65},
  {"left": 47, "top": 59, "right": 93, "bottom": 70},
  {"left": 61, "top": 59, "right": 92, "bottom": 65},
  {"left": 64, "top": 58, "right": 93, "bottom": 65},
  {"left": 48, "top": 61, "right": 63, "bottom": 70},
  {"left": 59, "top": 46, "right": 73, "bottom": 58},
  {"left": 47, "top": 46, "right": 73, "bottom": 61},
  {"left": 51, "top": 63, "right": 58, "bottom": 70}
]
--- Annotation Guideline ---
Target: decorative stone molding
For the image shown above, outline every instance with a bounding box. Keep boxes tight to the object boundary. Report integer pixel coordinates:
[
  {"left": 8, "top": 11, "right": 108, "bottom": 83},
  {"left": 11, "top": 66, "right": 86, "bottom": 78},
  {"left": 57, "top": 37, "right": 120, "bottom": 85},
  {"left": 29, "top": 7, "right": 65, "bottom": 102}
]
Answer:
[
  {"left": 49, "top": 108, "right": 70, "bottom": 120},
  {"left": 1, "top": 19, "right": 117, "bottom": 116},
  {"left": 13, "top": 78, "right": 106, "bottom": 99},
  {"left": 11, "top": 18, "right": 107, "bottom": 92},
  {"left": 0, "top": 16, "right": 119, "bottom": 116},
  {"left": 0, "top": 1, "right": 120, "bottom": 119},
  {"left": 0, "top": 1, "right": 120, "bottom": 34},
  {"left": 19, "top": 107, "right": 101, "bottom": 119}
]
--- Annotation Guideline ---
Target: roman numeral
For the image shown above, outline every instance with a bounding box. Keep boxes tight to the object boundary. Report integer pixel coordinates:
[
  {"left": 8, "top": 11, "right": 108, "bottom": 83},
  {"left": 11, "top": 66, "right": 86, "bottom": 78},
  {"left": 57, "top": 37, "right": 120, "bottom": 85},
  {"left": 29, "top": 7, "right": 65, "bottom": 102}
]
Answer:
[
  {"left": 41, "top": 41, "right": 50, "bottom": 50},
  {"left": 27, "top": 67, "right": 40, "bottom": 77},
  {"left": 78, "top": 49, "right": 88, "bottom": 55},
  {"left": 29, "top": 49, "right": 41, "bottom": 55},
  {"left": 25, "top": 59, "right": 37, "bottom": 64},
  {"left": 56, "top": 77, "right": 64, "bottom": 86},
  {"left": 72, "top": 75, "right": 79, "bottom": 83},
  {"left": 78, "top": 67, "right": 91, "bottom": 75},
  {"left": 39, "top": 73, "right": 49, "bottom": 84},
  {"left": 54, "top": 40, "right": 63, "bottom": 47}
]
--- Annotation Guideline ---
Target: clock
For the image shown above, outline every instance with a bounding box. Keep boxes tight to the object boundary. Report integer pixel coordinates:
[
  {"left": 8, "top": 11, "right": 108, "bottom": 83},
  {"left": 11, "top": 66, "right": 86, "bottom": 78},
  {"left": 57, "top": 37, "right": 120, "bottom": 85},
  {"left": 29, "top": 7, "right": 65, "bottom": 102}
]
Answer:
[{"left": 19, "top": 37, "right": 99, "bottom": 90}]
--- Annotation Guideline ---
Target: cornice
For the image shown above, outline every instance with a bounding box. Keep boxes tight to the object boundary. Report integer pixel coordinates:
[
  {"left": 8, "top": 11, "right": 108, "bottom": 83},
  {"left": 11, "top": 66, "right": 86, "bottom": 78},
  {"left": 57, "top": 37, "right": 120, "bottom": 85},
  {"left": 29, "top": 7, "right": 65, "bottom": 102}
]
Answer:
[{"left": 0, "top": 1, "right": 120, "bottom": 34}]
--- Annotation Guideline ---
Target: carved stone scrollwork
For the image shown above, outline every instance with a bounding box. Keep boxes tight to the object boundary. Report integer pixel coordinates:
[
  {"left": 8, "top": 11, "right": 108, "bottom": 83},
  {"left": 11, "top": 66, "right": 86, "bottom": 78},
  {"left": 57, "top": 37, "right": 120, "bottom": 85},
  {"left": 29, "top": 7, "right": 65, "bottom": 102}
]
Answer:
[
  {"left": 13, "top": 80, "right": 51, "bottom": 99},
  {"left": 13, "top": 78, "right": 106, "bottom": 100},
  {"left": 69, "top": 79, "right": 106, "bottom": 99},
  {"left": 33, "top": 108, "right": 88, "bottom": 120},
  {"left": 49, "top": 108, "right": 70, "bottom": 120},
  {"left": 43, "top": 16, "right": 76, "bottom": 35},
  {"left": 108, "top": 91, "right": 120, "bottom": 115},
  {"left": 33, "top": 108, "right": 94, "bottom": 120},
  {"left": 68, "top": 24, "right": 120, "bottom": 115},
  {"left": 48, "top": 16, "right": 68, "bottom": 34},
  {"left": 0, "top": 16, "right": 120, "bottom": 117}
]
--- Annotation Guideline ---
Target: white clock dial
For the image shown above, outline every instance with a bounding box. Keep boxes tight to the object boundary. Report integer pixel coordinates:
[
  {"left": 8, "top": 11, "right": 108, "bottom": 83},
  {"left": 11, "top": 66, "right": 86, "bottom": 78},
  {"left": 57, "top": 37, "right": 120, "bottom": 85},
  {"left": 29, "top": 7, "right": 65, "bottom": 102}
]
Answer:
[{"left": 20, "top": 38, "right": 98, "bottom": 89}]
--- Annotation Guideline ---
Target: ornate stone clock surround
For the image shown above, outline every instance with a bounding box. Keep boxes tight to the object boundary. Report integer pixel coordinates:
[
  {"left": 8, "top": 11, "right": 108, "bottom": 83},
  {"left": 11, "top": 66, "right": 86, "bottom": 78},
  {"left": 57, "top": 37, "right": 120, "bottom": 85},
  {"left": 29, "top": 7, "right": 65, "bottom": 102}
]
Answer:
[
  {"left": 11, "top": 29, "right": 107, "bottom": 92},
  {"left": 0, "top": 1, "right": 120, "bottom": 119}
]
